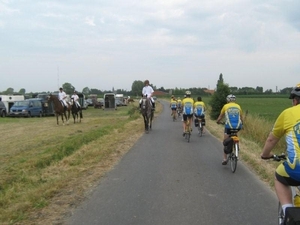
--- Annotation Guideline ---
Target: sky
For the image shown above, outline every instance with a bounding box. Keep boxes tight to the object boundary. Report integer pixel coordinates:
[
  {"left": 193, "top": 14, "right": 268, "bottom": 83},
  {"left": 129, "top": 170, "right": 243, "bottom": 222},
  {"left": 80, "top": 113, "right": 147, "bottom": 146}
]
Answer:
[{"left": 1, "top": 0, "right": 300, "bottom": 93}]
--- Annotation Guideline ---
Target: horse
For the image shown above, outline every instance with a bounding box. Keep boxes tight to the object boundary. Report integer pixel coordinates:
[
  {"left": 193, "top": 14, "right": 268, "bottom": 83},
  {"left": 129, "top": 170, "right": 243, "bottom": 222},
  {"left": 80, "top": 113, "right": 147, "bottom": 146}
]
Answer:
[
  {"left": 48, "top": 94, "right": 71, "bottom": 125},
  {"left": 140, "top": 97, "right": 153, "bottom": 133},
  {"left": 70, "top": 98, "right": 83, "bottom": 123},
  {"left": 128, "top": 98, "right": 135, "bottom": 103}
]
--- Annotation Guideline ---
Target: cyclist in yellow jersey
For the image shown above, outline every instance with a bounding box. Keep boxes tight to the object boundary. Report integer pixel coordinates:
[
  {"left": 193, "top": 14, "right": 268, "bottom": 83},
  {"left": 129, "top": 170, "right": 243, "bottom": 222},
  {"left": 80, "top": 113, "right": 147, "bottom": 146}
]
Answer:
[
  {"left": 170, "top": 96, "right": 177, "bottom": 118},
  {"left": 261, "top": 83, "right": 300, "bottom": 216},
  {"left": 182, "top": 91, "right": 194, "bottom": 136},
  {"left": 216, "top": 94, "right": 243, "bottom": 165},
  {"left": 193, "top": 96, "right": 206, "bottom": 129}
]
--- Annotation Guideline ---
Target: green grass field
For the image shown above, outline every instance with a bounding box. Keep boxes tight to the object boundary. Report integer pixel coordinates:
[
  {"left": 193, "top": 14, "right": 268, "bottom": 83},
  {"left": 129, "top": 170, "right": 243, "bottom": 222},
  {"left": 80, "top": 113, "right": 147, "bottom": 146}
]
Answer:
[{"left": 202, "top": 95, "right": 291, "bottom": 122}]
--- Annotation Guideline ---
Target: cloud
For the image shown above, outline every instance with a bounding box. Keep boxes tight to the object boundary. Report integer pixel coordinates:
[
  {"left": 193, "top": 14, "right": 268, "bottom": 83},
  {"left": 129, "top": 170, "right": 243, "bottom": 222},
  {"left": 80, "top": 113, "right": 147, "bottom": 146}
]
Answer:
[{"left": 85, "top": 16, "right": 96, "bottom": 26}]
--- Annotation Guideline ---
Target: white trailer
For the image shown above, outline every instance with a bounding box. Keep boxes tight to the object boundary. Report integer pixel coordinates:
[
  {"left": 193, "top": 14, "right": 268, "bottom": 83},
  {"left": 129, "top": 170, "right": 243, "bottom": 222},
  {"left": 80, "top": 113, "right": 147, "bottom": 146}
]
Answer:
[{"left": 0, "top": 95, "right": 25, "bottom": 112}]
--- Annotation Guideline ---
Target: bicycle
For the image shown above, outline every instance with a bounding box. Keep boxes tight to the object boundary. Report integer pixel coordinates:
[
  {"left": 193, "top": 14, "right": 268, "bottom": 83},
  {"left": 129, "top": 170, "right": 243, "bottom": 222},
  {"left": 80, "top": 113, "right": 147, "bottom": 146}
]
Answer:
[
  {"left": 195, "top": 117, "right": 204, "bottom": 137},
  {"left": 262, "top": 154, "right": 300, "bottom": 225},
  {"left": 177, "top": 107, "right": 182, "bottom": 117},
  {"left": 225, "top": 128, "right": 239, "bottom": 173},
  {"left": 218, "top": 122, "right": 240, "bottom": 173}
]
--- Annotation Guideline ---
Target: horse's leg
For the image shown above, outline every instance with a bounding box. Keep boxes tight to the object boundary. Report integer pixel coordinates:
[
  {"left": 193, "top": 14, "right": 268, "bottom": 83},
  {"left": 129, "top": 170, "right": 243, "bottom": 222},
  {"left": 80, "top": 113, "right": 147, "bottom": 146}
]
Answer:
[
  {"left": 143, "top": 115, "right": 148, "bottom": 131},
  {"left": 56, "top": 114, "right": 59, "bottom": 125},
  {"left": 151, "top": 112, "right": 154, "bottom": 129}
]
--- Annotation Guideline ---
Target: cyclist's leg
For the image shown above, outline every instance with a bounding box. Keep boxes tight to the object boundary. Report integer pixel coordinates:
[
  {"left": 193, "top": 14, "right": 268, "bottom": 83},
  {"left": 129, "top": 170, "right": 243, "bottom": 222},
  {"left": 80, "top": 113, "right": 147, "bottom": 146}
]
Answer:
[
  {"left": 275, "top": 165, "right": 296, "bottom": 214},
  {"left": 182, "top": 114, "right": 187, "bottom": 136},
  {"left": 222, "top": 128, "right": 230, "bottom": 165}
]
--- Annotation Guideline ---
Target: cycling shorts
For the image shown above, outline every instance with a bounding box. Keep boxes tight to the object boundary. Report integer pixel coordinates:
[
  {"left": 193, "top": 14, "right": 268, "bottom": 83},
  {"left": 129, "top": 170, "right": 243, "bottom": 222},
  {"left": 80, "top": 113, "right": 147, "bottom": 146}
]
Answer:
[
  {"left": 275, "top": 161, "right": 300, "bottom": 186},
  {"left": 171, "top": 107, "right": 177, "bottom": 110},
  {"left": 224, "top": 128, "right": 240, "bottom": 135},
  {"left": 183, "top": 114, "right": 193, "bottom": 121}
]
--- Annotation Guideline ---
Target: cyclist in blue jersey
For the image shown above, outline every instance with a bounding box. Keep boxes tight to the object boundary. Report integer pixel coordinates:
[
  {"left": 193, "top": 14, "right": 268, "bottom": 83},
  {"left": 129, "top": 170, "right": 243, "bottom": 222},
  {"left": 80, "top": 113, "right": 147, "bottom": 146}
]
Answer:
[{"left": 182, "top": 91, "right": 194, "bottom": 136}]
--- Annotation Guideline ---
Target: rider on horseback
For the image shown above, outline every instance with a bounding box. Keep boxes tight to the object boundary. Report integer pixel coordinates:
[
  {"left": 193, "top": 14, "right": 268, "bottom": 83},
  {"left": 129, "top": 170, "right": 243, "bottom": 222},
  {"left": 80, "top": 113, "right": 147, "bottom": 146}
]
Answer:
[
  {"left": 58, "top": 87, "right": 68, "bottom": 111},
  {"left": 139, "top": 80, "right": 155, "bottom": 111},
  {"left": 71, "top": 90, "right": 81, "bottom": 109}
]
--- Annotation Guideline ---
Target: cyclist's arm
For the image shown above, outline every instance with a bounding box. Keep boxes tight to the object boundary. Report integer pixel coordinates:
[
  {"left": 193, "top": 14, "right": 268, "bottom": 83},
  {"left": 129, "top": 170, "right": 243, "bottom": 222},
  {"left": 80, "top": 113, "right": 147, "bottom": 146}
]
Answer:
[
  {"left": 261, "top": 133, "right": 280, "bottom": 159},
  {"left": 216, "top": 113, "right": 224, "bottom": 124}
]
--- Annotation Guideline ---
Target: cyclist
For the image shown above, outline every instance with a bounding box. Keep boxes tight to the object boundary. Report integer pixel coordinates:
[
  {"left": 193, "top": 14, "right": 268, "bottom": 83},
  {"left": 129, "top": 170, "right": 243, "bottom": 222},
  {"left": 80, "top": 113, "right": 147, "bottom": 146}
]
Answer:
[
  {"left": 261, "top": 83, "right": 300, "bottom": 217},
  {"left": 194, "top": 96, "right": 206, "bottom": 131},
  {"left": 139, "top": 80, "right": 155, "bottom": 111},
  {"left": 182, "top": 91, "right": 194, "bottom": 136},
  {"left": 170, "top": 96, "right": 177, "bottom": 118},
  {"left": 216, "top": 94, "right": 243, "bottom": 165}
]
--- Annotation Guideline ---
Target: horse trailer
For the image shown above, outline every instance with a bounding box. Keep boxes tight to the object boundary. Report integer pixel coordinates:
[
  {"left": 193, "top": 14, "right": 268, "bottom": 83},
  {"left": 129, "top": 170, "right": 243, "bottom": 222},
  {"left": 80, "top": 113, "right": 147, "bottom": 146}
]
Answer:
[
  {"left": 103, "top": 93, "right": 117, "bottom": 110},
  {"left": 0, "top": 95, "right": 25, "bottom": 114}
]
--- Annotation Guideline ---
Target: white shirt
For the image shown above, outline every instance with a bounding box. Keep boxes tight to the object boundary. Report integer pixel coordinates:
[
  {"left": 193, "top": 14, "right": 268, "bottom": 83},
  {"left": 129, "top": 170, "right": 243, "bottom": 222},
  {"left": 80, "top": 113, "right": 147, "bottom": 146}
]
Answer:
[
  {"left": 71, "top": 94, "right": 79, "bottom": 102},
  {"left": 142, "top": 85, "right": 154, "bottom": 98},
  {"left": 58, "top": 91, "right": 67, "bottom": 101}
]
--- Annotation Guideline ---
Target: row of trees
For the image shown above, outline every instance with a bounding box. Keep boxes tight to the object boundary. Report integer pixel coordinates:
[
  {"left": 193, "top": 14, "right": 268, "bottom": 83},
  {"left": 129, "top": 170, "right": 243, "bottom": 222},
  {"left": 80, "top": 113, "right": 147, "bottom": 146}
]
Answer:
[{"left": 0, "top": 75, "right": 293, "bottom": 97}]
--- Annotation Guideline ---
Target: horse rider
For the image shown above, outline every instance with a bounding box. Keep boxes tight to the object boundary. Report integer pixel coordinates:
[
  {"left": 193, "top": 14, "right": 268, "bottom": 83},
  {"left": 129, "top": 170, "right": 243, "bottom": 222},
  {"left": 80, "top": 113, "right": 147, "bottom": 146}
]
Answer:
[
  {"left": 139, "top": 80, "right": 155, "bottom": 111},
  {"left": 58, "top": 87, "right": 68, "bottom": 110},
  {"left": 71, "top": 90, "right": 81, "bottom": 109}
]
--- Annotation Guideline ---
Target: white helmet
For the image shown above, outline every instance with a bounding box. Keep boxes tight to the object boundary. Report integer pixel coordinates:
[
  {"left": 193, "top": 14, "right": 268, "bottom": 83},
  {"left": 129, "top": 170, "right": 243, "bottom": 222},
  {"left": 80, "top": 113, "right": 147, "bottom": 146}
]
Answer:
[
  {"left": 226, "top": 94, "right": 236, "bottom": 102},
  {"left": 185, "top": 91, "right": 191, "bottom": 95}
]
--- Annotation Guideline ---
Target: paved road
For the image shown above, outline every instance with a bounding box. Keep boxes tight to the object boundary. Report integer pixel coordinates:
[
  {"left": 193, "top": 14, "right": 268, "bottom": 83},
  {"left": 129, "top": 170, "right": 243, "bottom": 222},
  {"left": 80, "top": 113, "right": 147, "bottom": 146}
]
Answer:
[{"left": 68, "top": 100, "right": 278, "bottom": 225}]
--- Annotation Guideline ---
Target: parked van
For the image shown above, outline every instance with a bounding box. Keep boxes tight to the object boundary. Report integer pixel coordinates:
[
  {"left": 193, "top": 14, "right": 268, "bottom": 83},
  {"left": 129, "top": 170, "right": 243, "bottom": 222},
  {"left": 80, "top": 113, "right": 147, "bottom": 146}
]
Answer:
[
  {"left": 0, "top": 101, "right": 7, "bottom": 117},
  {"left": 10, "top": 98, "right": 43, "bottom": 117}
]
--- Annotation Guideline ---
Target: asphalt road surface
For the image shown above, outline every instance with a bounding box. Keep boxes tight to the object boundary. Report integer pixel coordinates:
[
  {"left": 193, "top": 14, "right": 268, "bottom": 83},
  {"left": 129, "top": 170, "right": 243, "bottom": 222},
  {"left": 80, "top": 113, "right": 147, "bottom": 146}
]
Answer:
[{"left": 67, "top": 100, "right": 278, "bottom": 225}]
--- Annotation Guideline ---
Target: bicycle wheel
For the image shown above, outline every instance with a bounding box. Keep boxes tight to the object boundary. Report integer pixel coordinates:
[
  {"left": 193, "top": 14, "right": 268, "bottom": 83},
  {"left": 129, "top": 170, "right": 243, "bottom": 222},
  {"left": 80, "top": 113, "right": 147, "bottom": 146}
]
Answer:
[
  {"left": 230, "top": 152, "right": 237, "bottom": 173},
  {"left": 199, "top": 123, "right": 203, "bottom": 137},
  {"left": 278, "top": 202, "right": 284, "bottom": 225}
]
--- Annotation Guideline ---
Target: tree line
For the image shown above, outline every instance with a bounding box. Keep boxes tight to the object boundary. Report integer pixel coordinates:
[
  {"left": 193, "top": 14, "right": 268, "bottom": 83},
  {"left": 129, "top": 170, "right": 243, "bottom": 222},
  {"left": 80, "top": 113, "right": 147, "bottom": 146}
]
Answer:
[{"left": 0, "top": 75, "right": 293, "bottom": 98}]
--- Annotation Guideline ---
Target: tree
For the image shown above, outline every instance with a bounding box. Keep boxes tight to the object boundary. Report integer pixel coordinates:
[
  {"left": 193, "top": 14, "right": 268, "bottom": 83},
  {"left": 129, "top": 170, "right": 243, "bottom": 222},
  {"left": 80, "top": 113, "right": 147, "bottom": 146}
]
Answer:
[
  {"left": 62, "top": 83, "right": 75, "bottom": 95},
  {"left": 209, "top": 74, "right": 230, "bottom": 120},
  {"left": 131, "top": 80, "right": 144, "bottom": 97},
  {"left": 82, "top": 87, "right": 91, "bottom": 96},
  {"left": 18, "top": 88, "right": 26, "bottom": 95},
  {"left": 4, "top": 87, "right": 14, "bottom": 95}
]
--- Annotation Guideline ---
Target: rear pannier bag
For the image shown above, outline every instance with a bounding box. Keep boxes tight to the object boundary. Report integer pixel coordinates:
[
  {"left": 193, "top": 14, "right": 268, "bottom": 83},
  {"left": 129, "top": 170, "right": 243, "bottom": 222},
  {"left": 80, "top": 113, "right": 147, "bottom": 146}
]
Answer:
[
  {"left": 284, "top": 207, "right": 300, "bottom": 225},
  {"left": 223, "top": 137, "right": 233, "bottom": 154}
]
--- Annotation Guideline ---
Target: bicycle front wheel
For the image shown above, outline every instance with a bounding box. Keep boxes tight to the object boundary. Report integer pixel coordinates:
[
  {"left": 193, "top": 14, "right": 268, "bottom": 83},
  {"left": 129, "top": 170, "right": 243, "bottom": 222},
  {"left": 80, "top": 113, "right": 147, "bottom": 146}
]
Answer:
[{"left": 278, "top": 202, "right": 284, "bottom": 225}]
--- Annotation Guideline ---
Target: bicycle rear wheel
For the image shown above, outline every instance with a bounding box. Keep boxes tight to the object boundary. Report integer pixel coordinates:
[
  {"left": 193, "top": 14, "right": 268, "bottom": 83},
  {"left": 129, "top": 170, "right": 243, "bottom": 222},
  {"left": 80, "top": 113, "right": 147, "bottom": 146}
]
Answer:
[{"left": 230, "top": 153, "right": 237, "bottom": 173}]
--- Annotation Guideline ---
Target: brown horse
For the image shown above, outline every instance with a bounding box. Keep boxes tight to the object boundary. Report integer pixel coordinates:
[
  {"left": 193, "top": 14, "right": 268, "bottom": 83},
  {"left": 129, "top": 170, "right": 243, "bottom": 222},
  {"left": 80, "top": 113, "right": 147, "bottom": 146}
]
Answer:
[
  {"left": 128, "top": 98, "right": 135, "bottom": 103},
  {"left": 48, "top": 94, "right": 71, "bottom": 125}
]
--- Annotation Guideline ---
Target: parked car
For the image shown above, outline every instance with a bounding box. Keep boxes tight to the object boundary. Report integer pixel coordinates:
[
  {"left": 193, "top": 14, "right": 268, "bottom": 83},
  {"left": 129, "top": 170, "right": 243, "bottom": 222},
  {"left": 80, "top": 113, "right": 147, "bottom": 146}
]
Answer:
[
  {"left": 0, "top": 101, "right": 7, "bottom": 117},
  {"left": 9, "top": 98, "right": 44, "bottom": 117},
  {"left": 85, "top": 99, "right": 94, "bottom": 106}
]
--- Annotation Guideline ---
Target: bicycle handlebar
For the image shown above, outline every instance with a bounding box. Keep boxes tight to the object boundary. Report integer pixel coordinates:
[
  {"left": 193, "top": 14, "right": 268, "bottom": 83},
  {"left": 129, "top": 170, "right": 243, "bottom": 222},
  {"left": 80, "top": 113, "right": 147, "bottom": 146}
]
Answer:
[{"left": 261, "top": 153, "right": 286, "bottom": 161}]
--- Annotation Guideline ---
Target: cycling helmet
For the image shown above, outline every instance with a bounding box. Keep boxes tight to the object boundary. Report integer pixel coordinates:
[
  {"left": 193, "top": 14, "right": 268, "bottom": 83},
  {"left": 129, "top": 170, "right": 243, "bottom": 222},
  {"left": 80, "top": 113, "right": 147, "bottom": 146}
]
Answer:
[
  {"left": 185, "top": 91, "right": 191, "bottom": 95},
  {"left": 226, "top": 94, "right": 236, "bottom": 102},
  {"left": 289, "top": 83, "right": 300, "bottom": 99}
]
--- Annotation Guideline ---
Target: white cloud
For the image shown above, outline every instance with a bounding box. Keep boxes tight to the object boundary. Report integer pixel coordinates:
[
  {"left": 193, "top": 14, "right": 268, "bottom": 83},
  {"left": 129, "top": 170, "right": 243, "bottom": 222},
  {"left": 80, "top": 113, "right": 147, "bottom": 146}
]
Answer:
[{"left": 85, "top": 16, "right": 96, "bottom": 26}]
